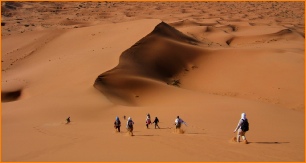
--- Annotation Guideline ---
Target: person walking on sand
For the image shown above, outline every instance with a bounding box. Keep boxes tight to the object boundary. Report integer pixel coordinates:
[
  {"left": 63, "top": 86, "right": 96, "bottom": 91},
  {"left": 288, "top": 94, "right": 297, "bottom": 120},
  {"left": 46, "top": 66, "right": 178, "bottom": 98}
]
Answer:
[
  {"left": 126, "top": 117, "right": 134, "bottom": 136},
  {"left": 174, "top": 116, "right": 187, "bottom": 129},
  {"left": 114, "top": 116, "right": 121, "bottom": 132},
  {"left": 66, "top": 117, "right": 71, "bottom": 124},
  {"left": 233, "top": 113, "right": 249, "bottom": 144},
  {"left": 153, "top": 117, "right": 160, "bottom": 129},
  {"left": 146, "top": 113, "right": 151, "bottom": 129}
]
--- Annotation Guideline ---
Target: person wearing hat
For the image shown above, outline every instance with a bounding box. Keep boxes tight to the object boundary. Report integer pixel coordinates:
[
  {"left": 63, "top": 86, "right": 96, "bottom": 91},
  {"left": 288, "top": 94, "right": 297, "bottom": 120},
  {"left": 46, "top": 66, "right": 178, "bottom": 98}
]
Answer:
[
  {"left": 174, "top": 116, "right": 187, "bottom": 129},
  {"left": 233, "top": 113, "right": 249, "bottom": 144},
  {"left": 114, "top": 116, "right": 121, "bottom": 132},
  {"left": 126, "top": 117, "right": 134, "bottom": 136}
]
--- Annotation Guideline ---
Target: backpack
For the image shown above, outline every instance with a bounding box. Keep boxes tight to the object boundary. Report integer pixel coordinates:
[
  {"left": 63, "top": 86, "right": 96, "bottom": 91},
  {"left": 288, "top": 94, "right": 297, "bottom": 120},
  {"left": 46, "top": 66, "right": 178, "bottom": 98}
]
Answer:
[
  {"left": 115, "top": 120, "right": 121, "bottom": 126},
  {"left": 241, "top": 119, "right": 249, "bottom": 132},
  {"left": 128, "top": 120, "right": 133, "bottom": 128}
]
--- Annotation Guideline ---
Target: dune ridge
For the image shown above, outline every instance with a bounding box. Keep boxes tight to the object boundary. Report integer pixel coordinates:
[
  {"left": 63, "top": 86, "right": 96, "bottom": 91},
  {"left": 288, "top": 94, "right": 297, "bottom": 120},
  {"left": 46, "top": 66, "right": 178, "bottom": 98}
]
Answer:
[
  {"left": 94, "top": 20, "right": 304, "bottom": 111},
  {"left": 94, "top": 21, "right": 207, "bottom": 105}
]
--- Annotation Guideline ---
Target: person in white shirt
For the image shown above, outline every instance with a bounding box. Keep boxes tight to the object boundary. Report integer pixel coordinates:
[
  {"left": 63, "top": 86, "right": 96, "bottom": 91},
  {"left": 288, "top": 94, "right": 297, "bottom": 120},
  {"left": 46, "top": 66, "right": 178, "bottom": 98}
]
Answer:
[
  {"left": 174, "top": 116, "right": 187, "bottom": 129},
  {"left": 126, "top": 117, "right": 134, "bottom": 136},
  {"left": 146, "top": 113, "right": 151, "bottom": 129}
]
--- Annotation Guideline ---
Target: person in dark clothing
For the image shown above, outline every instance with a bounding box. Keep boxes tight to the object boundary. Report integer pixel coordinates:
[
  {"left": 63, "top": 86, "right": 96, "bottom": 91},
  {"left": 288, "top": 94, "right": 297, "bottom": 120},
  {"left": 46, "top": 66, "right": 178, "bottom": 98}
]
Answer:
[
  {"left": 114, "top": 116, "right": 121, "bottom": 132},
  {"left": 153, "top": 117, "right": 160, "bottom": 129},
  {"left": 66, "top": 117, "right": 71, "bottom": 124}
]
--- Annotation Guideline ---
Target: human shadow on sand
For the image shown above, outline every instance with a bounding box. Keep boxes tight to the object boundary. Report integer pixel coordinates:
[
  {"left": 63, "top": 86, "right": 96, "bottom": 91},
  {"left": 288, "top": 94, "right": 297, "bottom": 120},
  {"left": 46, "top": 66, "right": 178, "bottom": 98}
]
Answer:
[
  {"left": 133, "top": 134, "right": 158, "bottom": 136},
  {"left": 157, "top": 127, "right": 171, "bottom": 129},
  {"left": 185, "top": 132, "right": 206, "bottom": 135},
  {"left": 248, "top": 141, "right": 290, "bottom": 144}
]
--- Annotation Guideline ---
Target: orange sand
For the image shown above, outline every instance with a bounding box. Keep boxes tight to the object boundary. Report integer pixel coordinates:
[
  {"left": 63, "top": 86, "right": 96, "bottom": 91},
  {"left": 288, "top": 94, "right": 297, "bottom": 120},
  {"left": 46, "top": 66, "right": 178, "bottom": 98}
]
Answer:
[{"left": 1, "top": 1, "right": 304, "bottom": 161}]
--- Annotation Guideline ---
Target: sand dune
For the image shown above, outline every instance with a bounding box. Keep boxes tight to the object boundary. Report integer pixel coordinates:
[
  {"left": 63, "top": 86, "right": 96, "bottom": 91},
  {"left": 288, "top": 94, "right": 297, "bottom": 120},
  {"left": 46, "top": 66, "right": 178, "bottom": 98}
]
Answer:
[
  {"left": 94, "top": 21, "right": 205, "bottom": 105},
  {"left": 1, "top": 1, "right": 304, "bottom": 162}
]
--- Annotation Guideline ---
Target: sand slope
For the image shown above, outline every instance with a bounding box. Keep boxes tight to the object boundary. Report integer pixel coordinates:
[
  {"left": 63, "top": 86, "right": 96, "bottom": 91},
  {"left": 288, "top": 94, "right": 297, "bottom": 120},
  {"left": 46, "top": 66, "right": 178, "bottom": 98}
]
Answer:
[
  {"left": 1, "top": 2, "right": 304, "bottom": 162},
  {"left": 94, "top": 21, "right": 204, "bottom": 105}
]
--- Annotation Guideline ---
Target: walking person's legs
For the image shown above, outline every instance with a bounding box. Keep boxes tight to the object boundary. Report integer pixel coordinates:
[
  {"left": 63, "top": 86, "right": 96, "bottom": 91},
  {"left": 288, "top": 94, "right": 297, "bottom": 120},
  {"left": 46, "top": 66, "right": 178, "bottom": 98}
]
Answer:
[
  {"left": 241, "top": 131, "right": 248, "bottom": 143},
  {"left": 237, "top": 129, "right": 242, "bottom": 142},
  {"left": 237, "top": 129, "right": 247, "bottom": 143},
  {"left": 241, "top": 132, "right": 246, "bottom": 140},
  {"left": 131, "top": 127, "right": 134, "bottom": 136}
]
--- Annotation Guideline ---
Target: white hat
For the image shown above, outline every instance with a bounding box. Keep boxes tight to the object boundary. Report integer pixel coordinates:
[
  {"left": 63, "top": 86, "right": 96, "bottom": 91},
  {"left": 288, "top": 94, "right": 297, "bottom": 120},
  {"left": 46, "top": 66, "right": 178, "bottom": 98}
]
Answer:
[{"left": 241, "top": 113, "right": 246, "bottom": 119}]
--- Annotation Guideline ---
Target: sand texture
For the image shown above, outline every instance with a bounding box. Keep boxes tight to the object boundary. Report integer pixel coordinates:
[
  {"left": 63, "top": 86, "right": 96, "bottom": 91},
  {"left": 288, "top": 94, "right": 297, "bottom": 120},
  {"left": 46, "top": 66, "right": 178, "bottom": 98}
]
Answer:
[{"left": 1, "top": 1, "right": 304, "bottom": 162}]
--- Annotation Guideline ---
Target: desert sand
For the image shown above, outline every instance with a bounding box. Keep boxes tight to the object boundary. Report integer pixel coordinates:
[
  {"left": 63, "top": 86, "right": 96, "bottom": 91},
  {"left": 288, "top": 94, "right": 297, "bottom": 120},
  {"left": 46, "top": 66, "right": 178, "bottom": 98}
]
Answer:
[{"left": 1, "top": 1, "right": 305, "bottom": 162}]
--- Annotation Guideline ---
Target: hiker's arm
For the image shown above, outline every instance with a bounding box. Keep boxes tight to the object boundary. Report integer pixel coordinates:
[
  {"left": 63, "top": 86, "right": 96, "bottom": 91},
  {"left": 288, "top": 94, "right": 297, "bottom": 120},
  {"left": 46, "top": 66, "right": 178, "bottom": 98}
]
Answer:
[
  {"left": 183, "top": 121, "right": 187, "bottom": 126},
  {"left": 233, "top": 120, "right": 242, "bottom": 132}
]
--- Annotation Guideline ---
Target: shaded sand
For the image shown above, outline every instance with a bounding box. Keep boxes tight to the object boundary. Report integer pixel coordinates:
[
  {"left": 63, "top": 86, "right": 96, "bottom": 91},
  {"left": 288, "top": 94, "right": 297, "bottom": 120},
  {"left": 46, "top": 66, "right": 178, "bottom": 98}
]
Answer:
[{"left": 1, "top": 1, "right": 304, "bottom": 162}]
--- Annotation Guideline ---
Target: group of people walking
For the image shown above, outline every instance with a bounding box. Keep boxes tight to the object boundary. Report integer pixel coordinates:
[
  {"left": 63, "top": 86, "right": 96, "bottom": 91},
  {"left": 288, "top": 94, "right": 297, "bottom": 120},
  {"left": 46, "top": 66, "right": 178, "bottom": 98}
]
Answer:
[
  {"left": 113, "top": 112, "right": 249, "bottom": 143},
  {"left": 146, "top": 113, "right": 160, "bottom": 129},
  {"left": 114, "top": 113, "right": 161, "bottom": 136},
  {"left": 113, "top": 113, "right": 190, "bottom": 136},
  {"left": 67, "top": 112, "right": 248, "bottom": 143}
]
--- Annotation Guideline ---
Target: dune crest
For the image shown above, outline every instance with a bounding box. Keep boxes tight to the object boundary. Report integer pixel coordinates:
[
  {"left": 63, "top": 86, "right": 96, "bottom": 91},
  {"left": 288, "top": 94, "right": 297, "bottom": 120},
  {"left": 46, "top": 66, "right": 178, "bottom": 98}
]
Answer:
[{"left": 94, "top": 22, "right": 206, "bottom": 105}]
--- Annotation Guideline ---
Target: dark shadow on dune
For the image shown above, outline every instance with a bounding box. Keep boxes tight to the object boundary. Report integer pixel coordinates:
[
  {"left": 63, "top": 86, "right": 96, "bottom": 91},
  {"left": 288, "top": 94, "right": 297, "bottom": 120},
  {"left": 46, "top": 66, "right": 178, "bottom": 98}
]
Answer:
[
  {"left": 273, "top": 29, "right": 292, "bottom": 36},
  {"left": 226, "top": 37, "right": 234, "bottom": 45},
  {"left": 133, "top": 134, "right": 158, "bottom": 137},
  {"left": 94, "top": 21, "right": 205, "bottom": 105},
  {"left": 1, "top": 90, "right": 22, "bottom": 102},
  {"left": 228, "top": 25, "right": 238, "bottom": 32},
  {"left": 248, "top": 142, "right": 290, "bottom": 144}
]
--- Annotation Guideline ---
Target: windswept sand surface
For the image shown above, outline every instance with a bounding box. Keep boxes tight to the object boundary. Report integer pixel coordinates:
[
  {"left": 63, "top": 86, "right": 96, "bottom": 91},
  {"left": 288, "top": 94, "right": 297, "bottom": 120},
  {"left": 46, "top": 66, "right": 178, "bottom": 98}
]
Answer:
[{"left": 1, "top": 1, "right": 305, "bottom": 162}]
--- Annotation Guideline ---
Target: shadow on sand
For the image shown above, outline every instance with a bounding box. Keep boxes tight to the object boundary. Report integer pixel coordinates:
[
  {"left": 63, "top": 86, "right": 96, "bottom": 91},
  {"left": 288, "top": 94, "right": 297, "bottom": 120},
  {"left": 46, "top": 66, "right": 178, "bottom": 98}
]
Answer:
[
  {"left": 133, "top": 134, "right": 158, "bottom": 136},
  {"left": 249, "top": 142, "right": 290, "bottom": 144},
  {"left": 185, "top": 132, "right": 206, "bottom": 135},
  {"left": 157, "top": 127, "right": 171, "bottom": 129}
]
